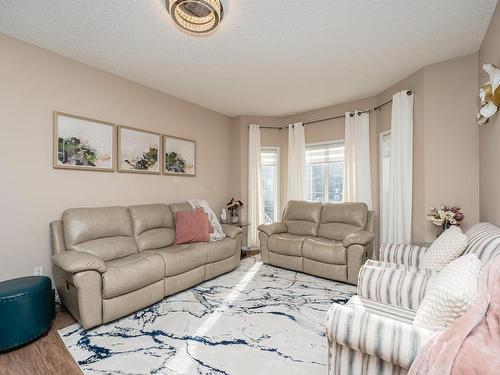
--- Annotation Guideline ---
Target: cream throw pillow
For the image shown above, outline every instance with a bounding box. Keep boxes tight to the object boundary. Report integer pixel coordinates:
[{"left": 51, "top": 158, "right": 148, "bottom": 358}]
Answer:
[
  {"left": 422, "top": 226, "right": 468, "bottom": 270},
  {"left": 414, "top": 254, "right": 481, "bottom": 331}
]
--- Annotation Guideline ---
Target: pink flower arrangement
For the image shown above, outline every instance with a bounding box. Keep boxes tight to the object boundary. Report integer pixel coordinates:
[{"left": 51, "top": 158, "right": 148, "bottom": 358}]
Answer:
[{"left": 426, "top": 205, "right": 465, "bottom": 232}]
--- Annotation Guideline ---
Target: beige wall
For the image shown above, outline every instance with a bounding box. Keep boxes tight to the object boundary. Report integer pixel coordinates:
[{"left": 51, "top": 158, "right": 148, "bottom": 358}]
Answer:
[
  {"left": 0, "top": 34, "right": 235, "bottom": 281},
  {"left": 423, "top": 55, "right": 479, "bottom": 239},
  {"left": 479, "top": 1, "right": 500, "bottom": 226}
]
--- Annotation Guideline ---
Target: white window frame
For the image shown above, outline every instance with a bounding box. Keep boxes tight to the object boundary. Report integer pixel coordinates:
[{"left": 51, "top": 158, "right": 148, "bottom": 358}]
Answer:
[
  {"left": 305, "top": 139, "right": 345, "bottom": 203},
  {"left": 379, "top": 130, "right": 391, "bottom": 240},
  {"left": 261, "top": 146, "right": 280, "bottom": 222}
]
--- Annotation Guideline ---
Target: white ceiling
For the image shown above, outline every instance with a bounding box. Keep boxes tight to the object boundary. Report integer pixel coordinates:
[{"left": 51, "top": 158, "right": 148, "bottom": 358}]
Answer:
[{"left": 0, "top": 0, "right": 497, "bottom": 116}]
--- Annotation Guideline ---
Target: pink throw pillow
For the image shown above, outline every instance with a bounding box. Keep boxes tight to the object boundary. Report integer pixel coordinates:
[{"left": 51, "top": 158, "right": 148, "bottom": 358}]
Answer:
[
  {"left": 195, "top": 208, "right": 214, "bottom": 233},
  {"left": 175, "top": 211, "right": 210, "bottom": 244}
]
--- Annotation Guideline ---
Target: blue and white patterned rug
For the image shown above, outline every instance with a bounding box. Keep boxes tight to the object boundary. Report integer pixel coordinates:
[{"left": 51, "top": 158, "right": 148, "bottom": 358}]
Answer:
[{"left": 59, "top": 256, "right": 355, "bottom": 375}]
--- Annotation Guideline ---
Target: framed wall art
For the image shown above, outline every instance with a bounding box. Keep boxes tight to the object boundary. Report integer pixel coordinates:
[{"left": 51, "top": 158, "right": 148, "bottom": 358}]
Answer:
[
  {"left": 118, "top": 125, "right": 161, "bottom": 174},
  {"left": 162, "top": 135, "right": 196, "bottom": 177},
  {"left": 53, "top": 112, "right": 115, "bottom": 172}
]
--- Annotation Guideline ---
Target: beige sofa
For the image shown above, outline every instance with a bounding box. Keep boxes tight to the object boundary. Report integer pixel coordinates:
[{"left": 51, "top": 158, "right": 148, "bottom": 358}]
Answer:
[
  {"left": 258, "top": 201, "right": 374, "bottom": 284},
  {"left": 50, "top": 202, "right": 242, "bottom": 329}
]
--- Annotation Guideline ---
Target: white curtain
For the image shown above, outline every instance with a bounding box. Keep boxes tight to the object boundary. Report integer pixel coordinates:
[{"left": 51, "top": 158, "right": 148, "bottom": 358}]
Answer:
[
  {"left": 383, "top": 91, "right": 414, "bottom": 243},
  {"left": 247, "top": 124, "right": 263, "bottom": 248},
  {"left": 343, "top": 111, "right": 372, "bottom": 209},
  {"left": 287, "top": 122, "right": 306, "bottom": 201}
]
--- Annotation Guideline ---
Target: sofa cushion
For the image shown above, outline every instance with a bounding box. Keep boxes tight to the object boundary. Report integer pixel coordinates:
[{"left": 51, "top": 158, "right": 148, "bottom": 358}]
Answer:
[
  {"left": 146, "top": 244, "right": 208, "bottom": 277},
  {"left": 102, "top": 253, "right": 165, "bottom": 299},
  {"left": 129, "top": 204, "right": 175, "bottom": 251},
  {"left": 283, "top": 200, "right": 322, "bottom": 236},
  {"left": 422, "top": 226, "right": 467, "bottom": 270},
  {"left": 62, "top": 206, "right": 138, "bottom": 261},
  {"left": 414, "top": 254, "right": 481, "bottom": 331},
  {"left": 302, "top": 237, "right": 346, "bottom": 264},
  {"left": 190, "top": 237, "right": 236, "bottom": 263},
  {"left": 318, "top": 202, "right": 368, "bottom": 241},
  {"left": 175, "top": 210, "right": 210, "bottom": 244},
  {"left": 268, "top": 233, "right": 306, "bottom": 256},
  {"left": 464, "top": 222, "right": 500, "bottom": 265}
]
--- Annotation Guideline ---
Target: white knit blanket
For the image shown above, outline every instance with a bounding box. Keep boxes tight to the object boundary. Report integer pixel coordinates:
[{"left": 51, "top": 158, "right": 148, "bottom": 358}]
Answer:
[{"left": 188, "top": 199, "right": 225, "bottom": 241}]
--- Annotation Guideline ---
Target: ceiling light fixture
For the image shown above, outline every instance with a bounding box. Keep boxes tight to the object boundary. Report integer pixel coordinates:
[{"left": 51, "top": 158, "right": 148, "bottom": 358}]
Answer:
[{"left": 166, "top": 0, "right": 223, "bottom": 37}]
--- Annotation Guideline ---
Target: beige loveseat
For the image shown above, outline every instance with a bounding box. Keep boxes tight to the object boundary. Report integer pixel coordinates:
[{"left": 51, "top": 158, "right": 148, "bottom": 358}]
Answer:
[
  {"left": 50, "top": 202, "right": 242, "bottom": 329},
  {"left": 258, "top": 201, "right": 374, "bottom": 284}
]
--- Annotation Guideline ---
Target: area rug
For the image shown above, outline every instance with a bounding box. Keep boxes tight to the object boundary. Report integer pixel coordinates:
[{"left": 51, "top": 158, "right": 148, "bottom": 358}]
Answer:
[{"left": 59, "top": 256, "right": 355, "bottom": 375}]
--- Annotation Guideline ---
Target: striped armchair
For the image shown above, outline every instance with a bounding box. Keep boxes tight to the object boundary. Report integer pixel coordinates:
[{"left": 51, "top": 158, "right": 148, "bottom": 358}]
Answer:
[
  {"left": 326, "top": 223, "right": 500, "bottom": 375},
  {"left": 357, "top": 223, "right": 500, "bottom": 311},
  {"left": 326, "top": 296, "right": 434, "bottom": 375}
]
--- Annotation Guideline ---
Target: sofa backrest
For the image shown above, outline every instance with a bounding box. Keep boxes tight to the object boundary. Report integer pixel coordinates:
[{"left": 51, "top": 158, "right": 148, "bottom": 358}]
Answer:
[
  {"left": 283, "top": 200, "right": 322, "bottom": 236},
  {"left": 128, "top": 204, "right": 175, "bottom": 251},
  {"left": 62, "top": 206, "right": 138, "bottom": 261},
  {"left": 464, "top": 223, "right": 500, "bottom": 265},
  {"left": 169, "top": 202, "right": 193, "bottom": 224},
  {"left": 318, "top": 202, "right": 368, "bottom": 241}
]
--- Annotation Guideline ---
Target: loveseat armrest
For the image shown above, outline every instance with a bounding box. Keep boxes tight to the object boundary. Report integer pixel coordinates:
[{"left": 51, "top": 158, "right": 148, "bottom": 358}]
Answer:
[
  {"left": 221, "top": 224, "right": 242, "bottom": 239},
  {"left": 343, "top": 230, "right": 375, "bottom": 247},
  {"left": 379, "top": 243, "right": 430, "bottom": 267},
  {"left": 52, "top": 251, "right": 106, "bottom": 274},
  {"left": 326, "top": 298, "right": 434, "bottom": 369},
  {"left": 357, "top": 265, "right": 433, "bottom": 310},
  {"left": 257, "top": 222, "right": 287, "bottom": 237}
]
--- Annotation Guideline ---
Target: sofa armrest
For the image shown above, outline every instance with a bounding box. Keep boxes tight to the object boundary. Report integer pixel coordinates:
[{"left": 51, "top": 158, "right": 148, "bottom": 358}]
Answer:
[
  {"left": 257, "top": 222, "right": 287, "bottom": 237},
  {"left": 221, "top": 224, "right": 242, "bottom": 239},
  {"left": 343, "top": 230, "right": 375, "bottom": 247},
  {"left": 326, "top": 299, "right": 434, "bottom": 369},
  {"left": 357, "top": 265, "right": 432, "bottom": 310},
  {"left": 364, "top": 259, "right": 437, "bottom": 276},
  {"left": 379, "top": 243, "right": 430, "bottom": 267},
  {"left": 52, "top": 251, "right": 106, "bottom": 274}
]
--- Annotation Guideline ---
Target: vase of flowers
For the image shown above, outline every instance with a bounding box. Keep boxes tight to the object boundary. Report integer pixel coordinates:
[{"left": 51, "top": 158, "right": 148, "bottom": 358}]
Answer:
[
  {"left": 227, "top": 198, "right": 243, "bottom": 224},
  {"left": 426, "top": 205, "right": 465, "bottom": 237}
]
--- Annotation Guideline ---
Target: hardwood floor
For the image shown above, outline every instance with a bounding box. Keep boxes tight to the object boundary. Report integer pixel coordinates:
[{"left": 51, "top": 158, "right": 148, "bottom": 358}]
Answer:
[
  {"left": 0, "top": 306, "right": 80, "bottom": 375},
  {"left": 0, "top": 251, "right": 261, "bottom": 374}
]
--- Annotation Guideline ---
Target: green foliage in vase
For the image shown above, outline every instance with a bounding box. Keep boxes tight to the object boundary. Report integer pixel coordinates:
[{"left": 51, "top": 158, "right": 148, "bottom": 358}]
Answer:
[
  {"left": 58, "top": 137, "right": 98, "bottom": 166},
  {"left": 165, "top": 152, "right": 187, "bottom": 173},
  {"left": 125, "top": 147, "right": 158, "bottom": 170}
]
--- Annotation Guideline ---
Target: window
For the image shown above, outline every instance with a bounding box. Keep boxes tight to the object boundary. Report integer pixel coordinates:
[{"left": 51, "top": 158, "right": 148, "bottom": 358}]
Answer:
[
  {"left": 305, "top": 141, "right": 344, "bottom": 202},
  {"left": 380, "top": 131, "right": 391, "bottom": 240},
  {"left": 261, "top": 147, "right": 279, "bottom": 223}
]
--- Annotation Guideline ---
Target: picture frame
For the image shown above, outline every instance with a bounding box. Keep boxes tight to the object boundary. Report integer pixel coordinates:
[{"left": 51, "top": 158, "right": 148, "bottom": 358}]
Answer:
[
  {"left": 117, "top": 125, "right": 161, "bottom": 174},
  {"left": 53, "top": 111, "right": 115, "bottom": 172},
  {"left": 162, "top": 135, "right": 196, "bottom": 177}
]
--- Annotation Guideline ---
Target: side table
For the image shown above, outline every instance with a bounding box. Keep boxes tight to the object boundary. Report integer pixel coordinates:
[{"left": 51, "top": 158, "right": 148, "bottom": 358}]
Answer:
[{"left": 223, "top": 221, "right": 250, "bottom": 257}]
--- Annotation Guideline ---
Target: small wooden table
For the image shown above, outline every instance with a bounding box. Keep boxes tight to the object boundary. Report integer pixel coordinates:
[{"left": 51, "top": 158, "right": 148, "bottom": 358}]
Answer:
[{"left": 223, "top": 221, "right": 250, "bottom": 257}]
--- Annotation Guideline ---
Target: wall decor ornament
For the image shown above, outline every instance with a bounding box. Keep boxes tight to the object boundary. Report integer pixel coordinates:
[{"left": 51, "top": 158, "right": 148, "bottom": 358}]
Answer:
[
  {"left": 118, "top": 126, "right": 161, "bottom": 174},
  {"left": 162, "top": 135, "right": 196, "bottom": 176},
  {"left": 227, "top": 198, "right": 244, "bottom": 224},
  {"left": 53, "top": 112, "right": 115, "bottom": 172},
  {"left": 477, "top": 63, "right": 500, "bottom": 125}
]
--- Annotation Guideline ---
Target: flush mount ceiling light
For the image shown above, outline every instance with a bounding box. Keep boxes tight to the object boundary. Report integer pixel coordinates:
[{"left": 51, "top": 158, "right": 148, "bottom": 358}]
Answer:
[{"left": 166, "top": 0, "right": 223, "bottom": 37}]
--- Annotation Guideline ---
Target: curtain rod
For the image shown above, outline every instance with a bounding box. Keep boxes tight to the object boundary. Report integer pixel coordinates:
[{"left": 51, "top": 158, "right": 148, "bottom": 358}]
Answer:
[{"left": 257, "top": 90, "right": 413, "bottom": 130}]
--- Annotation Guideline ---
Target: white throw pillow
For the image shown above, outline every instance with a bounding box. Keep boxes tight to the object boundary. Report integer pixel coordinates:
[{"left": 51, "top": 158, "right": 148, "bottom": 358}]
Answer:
[
  {"left": 422, "top": 226, "right": 468, "bottom": 270},
  {"left": 414, "top": 254, "right": 481, "bottom": 331}
]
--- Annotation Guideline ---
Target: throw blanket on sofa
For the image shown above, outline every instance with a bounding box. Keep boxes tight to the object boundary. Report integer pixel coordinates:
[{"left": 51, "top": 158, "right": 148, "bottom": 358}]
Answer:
[
  {"left": 188, "top": 199, "right": 225, "bottom": 242},
  {"left": 409, "top": 255, "right": 500, "bottom": 375}
]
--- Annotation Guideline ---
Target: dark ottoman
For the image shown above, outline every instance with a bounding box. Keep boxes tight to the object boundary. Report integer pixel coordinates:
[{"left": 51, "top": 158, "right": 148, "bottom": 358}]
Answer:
[{"left": 0, "top": 276, "right": 54, "bottom": 351}]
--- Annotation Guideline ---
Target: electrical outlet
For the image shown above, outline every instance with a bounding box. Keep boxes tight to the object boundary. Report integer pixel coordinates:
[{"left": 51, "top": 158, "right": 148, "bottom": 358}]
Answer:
[{"left": 34, "top": 266, "right": 44, "bottom": 276}]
